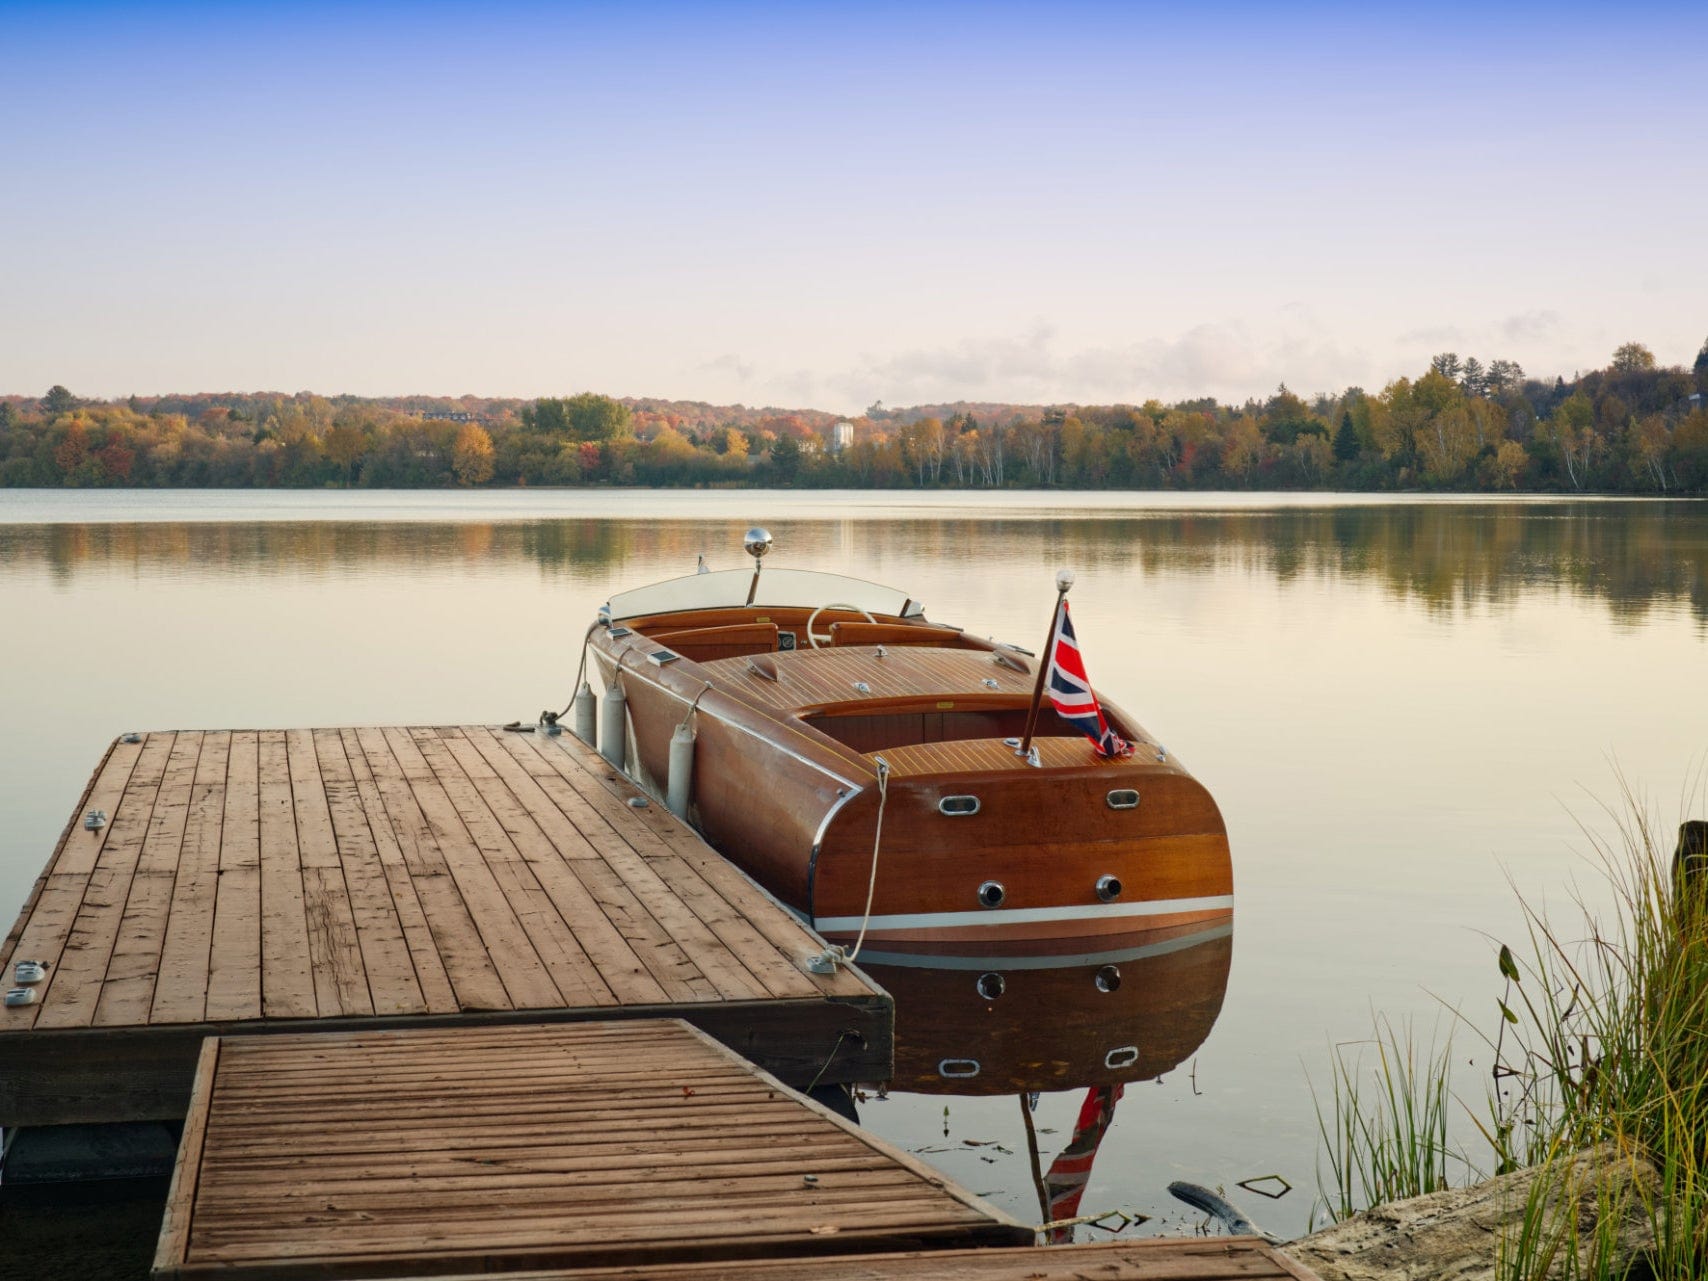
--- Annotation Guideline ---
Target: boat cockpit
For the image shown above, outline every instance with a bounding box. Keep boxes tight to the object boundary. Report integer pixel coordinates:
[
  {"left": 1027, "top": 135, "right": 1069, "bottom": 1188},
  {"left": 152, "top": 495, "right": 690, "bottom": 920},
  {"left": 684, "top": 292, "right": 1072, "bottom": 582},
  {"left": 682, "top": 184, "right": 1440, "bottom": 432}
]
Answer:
[
  {"left": 601, "top": 567, "right": 984, "bottom": 664},
  {"left": 599, "top": 563, "right": 1108, "bottom": 755}
]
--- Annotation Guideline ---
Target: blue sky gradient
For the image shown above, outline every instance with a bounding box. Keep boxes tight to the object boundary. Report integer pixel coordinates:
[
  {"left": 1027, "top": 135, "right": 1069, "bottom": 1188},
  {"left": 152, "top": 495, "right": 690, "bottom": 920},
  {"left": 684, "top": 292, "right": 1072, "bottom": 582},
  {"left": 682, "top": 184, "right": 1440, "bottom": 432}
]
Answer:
[{"left": 3, "top": 2, "right": 1704, "bottom": 409}]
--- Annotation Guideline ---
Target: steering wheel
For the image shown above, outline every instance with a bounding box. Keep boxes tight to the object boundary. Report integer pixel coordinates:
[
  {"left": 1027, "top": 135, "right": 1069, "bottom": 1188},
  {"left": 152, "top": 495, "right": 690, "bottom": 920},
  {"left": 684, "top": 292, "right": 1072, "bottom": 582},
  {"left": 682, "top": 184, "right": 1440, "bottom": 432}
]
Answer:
[{"left": 806, "top": 603, "right": 877, "bottom": 648}]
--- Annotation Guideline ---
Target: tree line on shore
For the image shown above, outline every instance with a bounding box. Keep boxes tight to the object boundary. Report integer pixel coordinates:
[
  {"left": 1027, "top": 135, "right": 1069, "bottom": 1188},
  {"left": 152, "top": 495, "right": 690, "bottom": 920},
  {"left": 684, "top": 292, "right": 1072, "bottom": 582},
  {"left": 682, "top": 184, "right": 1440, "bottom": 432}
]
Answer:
[{"left": 3, "top": 341, "right": 1706, "bottom": 493}]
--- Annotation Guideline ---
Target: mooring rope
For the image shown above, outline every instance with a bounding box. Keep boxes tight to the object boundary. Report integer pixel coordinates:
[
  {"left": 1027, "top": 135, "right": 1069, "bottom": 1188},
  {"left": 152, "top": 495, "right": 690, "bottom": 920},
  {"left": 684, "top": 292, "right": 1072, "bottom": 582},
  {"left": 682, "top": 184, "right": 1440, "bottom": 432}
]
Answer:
[
  {"left": 552, "top": 621, "right": 603, "bottom": 721},
  {"left": 677, "top": 681, "right": 714, "bottom": 731},
  {"left": 842, "top": 755, "right": 890, "bottom": 966}
]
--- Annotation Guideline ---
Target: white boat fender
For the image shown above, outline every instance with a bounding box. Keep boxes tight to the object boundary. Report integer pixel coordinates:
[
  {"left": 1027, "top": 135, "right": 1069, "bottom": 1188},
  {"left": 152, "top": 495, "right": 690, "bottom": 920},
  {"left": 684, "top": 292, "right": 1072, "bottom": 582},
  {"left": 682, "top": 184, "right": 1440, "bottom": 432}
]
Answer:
[
  {"left": 666, "top": 722, "right": 695, "bottom": 821},
  {"left": 572, "top": 682, "right": 597, "bottom": 745},
  {"left": 665, "top": 682, "right": 715, "bottom": 821},
  {"left": 599, "top": 680, "right": 628, "bottom": 771}
]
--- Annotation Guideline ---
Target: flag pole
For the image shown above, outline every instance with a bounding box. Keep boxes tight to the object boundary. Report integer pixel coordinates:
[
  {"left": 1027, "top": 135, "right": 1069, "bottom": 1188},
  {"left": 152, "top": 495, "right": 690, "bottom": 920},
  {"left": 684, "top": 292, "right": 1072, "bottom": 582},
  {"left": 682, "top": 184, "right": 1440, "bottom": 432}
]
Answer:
[{"left": 1017, "top": 568, "right": 1074, "bottom": 758}]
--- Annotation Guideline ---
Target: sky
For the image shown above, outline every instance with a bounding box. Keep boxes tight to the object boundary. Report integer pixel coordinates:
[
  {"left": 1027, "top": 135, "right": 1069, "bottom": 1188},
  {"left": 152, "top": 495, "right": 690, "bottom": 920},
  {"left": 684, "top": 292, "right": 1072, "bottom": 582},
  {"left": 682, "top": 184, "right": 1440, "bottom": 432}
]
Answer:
[{"left": 2, "top": 1, "right": 1705, "bottom": 413}]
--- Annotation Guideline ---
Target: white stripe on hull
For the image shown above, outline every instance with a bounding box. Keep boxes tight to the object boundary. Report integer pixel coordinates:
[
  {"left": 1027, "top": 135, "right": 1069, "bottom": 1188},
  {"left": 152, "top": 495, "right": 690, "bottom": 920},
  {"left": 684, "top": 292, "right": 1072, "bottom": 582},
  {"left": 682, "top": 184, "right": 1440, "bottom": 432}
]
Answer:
[
  {"left": 852, "top": 920, "right": 1234, "bottom": 970},
  {"left": 814, "top": 894, "right": 1235, "bottom": 935}
]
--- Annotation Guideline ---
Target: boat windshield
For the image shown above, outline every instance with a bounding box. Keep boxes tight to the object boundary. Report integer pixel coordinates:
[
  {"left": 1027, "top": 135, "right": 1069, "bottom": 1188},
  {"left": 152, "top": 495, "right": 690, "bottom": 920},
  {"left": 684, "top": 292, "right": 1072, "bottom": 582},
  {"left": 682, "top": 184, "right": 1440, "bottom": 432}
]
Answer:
[{"left": 604, "top": 568, "right": 917, "bottom": 622}]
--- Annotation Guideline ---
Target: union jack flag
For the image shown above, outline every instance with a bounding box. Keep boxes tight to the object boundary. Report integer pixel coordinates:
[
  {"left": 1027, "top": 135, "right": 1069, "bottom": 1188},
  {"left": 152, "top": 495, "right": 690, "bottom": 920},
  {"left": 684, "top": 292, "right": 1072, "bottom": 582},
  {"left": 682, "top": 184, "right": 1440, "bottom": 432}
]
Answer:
[
  {"left": 1047, "top": 603, "right": 1134, "bottom": 759},
  {"left": 1042, "top": 1083, "right": 1125, "bottom": 1241}
]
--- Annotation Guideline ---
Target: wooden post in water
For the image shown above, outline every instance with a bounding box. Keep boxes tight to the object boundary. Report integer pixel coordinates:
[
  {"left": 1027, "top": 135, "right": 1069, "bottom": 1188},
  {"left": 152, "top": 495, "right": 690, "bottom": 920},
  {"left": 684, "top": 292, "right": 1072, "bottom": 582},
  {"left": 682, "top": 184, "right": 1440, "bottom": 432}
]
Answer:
[{"left": 1676, "top": 820, "right": 1708, "bottom": 905}]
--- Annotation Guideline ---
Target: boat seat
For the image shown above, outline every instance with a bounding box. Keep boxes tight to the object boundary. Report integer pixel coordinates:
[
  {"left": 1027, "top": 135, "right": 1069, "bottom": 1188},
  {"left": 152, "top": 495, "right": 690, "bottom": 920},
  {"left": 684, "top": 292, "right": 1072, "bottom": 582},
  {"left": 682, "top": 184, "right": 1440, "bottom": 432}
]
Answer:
[
  {"left": 829, "top": 622, "right": 964, "bottom": 648},
  {"left": 649, "top": 621, "right": 778, "bottom": 662}
]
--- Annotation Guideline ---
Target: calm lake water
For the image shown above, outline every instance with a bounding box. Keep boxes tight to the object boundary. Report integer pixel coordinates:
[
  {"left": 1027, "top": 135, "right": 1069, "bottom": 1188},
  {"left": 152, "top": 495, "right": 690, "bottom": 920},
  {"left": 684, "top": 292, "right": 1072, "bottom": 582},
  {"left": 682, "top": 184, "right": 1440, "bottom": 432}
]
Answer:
[{"left": 1, "top": 488, "right": 1705, "bottom": 1257}]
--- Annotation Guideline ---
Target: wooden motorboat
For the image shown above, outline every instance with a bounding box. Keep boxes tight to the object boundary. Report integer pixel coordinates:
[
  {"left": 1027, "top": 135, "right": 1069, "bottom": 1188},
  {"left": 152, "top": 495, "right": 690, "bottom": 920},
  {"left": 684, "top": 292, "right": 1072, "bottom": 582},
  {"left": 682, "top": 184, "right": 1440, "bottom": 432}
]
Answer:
[{"left": 585, "top": 530, "right": 1231, "bottom": 951}]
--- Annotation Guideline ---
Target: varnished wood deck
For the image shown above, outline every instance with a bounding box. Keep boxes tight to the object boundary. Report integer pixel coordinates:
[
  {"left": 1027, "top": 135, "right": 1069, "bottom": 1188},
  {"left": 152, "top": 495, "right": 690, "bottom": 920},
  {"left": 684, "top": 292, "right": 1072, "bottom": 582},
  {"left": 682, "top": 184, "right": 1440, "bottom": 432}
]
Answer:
[
  {"left": 701, "top": 646, "right": 1036, "bottom": 711},
  {"left": 153, "top": 1019, "right": 1030, "bottom": 1281},
  {"left": 871, "top": 736, "right": 1132, "bottom": 777},
  {"left": 0, "top": 728, "right": 889, "bottom": 1126}
]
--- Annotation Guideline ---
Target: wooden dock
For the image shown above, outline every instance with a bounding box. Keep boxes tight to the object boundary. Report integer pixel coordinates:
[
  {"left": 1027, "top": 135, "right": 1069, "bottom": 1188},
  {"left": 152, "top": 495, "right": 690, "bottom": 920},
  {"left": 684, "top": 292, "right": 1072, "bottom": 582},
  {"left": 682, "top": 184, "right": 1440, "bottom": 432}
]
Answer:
[
  {"left": 0, "top": 727, "right": 889, "bottom": 1127},
  {"left": 372, "top": 1240, "right": 1321, "bottom": 1280},
  {"left": 153, "top": 1019, "right": 1031, "bottom": 1280}
]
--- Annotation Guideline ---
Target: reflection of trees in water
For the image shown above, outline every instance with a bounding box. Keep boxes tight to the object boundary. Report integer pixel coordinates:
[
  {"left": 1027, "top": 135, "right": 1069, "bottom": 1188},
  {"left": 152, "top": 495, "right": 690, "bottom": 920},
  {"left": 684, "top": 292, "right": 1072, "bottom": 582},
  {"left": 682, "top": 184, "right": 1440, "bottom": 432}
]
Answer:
[{"left": 3, "top": 504, "right": 1703, "bottom": 621}]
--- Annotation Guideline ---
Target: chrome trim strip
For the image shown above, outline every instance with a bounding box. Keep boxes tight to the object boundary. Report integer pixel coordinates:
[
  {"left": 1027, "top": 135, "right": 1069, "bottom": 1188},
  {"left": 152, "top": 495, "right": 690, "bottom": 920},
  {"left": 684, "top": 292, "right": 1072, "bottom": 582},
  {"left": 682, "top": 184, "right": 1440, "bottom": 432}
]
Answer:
[
  {"left": 849, "top": 920, "right": 1233, "bottom": 971},
  {"left": 810, "top": 786, "right": 866, "bottom": 855},
  {"left": 813, "top": 894, "right": 1235, "bottom": 935}
]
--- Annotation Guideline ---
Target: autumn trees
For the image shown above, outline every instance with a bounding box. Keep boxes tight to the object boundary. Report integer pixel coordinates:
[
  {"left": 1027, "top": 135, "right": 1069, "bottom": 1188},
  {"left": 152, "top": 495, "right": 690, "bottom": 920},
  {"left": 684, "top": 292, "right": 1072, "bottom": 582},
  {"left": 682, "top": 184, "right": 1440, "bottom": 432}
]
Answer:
[{"left": 3, "top": 345, "right": 1705, "bottom": 493}]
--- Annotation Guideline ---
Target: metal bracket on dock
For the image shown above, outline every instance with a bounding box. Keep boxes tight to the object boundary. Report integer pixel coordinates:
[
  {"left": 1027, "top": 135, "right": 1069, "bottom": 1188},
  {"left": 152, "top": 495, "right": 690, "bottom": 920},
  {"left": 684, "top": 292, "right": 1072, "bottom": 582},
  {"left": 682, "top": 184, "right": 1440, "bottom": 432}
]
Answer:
[{"left": 804, "top": 945, "right": 848, "bottom": 975}]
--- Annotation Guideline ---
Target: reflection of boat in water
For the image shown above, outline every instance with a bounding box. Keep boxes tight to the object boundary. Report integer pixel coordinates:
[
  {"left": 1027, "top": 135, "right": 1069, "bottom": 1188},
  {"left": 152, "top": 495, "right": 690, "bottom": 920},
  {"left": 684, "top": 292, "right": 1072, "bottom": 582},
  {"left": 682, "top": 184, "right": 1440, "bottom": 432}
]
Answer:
[
  {"left": 861, "top": 920, "right": 1233, "bottom": 1096},
  {"left": 585, "top": 531, "right": 1232, "bottom": 949},
  {"left": 862, "top": 919, "right": 1233, "bottom": 1237}
]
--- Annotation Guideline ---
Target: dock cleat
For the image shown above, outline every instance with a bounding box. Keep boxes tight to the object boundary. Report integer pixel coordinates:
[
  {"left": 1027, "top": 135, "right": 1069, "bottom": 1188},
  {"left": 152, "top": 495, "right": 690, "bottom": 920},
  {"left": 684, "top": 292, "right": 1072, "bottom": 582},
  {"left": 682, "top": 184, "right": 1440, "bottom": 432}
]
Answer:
[{"left": 14, "top": 960, "right": 47, "bottom": 985}]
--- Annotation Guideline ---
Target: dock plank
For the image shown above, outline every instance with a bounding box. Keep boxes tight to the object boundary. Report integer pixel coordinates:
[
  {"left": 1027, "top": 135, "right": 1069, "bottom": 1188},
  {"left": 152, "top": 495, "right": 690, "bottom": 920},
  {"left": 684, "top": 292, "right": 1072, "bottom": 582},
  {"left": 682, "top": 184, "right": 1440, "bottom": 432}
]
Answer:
[
  {"left": 151, "top": 732, "right": 232, "bottom": 1024},
  {"left": 256, "top": 730, "right": 316, "bottom": 1020},
  {"left": 206, "top": 731, "right": 263, "bottom": 1022},
  {"left": 155, "top": 1020, "right": 1023, "bottom": 1281}
]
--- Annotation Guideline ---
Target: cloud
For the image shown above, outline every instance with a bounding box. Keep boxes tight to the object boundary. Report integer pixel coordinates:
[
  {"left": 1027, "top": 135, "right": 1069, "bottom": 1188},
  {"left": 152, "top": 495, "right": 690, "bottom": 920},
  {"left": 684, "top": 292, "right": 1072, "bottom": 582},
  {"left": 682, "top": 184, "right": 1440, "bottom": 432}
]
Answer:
[
  {"left": 1497, "top": 310, "right": 1562, "bottom": 344},
  {"left": 1396, "top": 324, "right": 1466, "bottom": 346},
  {"left": 700, "top": 353, "right": 757, "bottom": 383},
  {"left": 814, "top": 320, "right": 1377, "bottom": 408}
]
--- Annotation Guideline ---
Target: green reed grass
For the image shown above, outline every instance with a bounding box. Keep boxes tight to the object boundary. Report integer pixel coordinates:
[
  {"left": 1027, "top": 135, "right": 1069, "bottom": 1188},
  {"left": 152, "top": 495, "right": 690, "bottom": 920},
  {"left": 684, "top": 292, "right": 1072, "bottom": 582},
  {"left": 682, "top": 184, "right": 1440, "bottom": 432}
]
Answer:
[
  {"left": 1317, "top": 790, "right": 1708, "bottom": 1279},
  {"left": 1312, "top": 1015, "right": 1464, "bottom": 1224}
]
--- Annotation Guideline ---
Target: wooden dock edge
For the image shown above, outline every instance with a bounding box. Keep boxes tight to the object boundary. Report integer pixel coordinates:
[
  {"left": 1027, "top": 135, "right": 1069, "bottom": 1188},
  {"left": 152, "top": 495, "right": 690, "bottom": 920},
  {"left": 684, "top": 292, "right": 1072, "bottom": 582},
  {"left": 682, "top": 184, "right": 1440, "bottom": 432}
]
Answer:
[
  {"left": 368, "top": 1237, "right": 1325, "bottom": 1281},
  {"left": 0, "top": 737, "right": 119, "bottom": 977},
  {"left": 0, "top": 994, "right": 889, "bottom": 1128},
  {"left": 152, "top": 1036, "right": 218, "bottom": 1277}
]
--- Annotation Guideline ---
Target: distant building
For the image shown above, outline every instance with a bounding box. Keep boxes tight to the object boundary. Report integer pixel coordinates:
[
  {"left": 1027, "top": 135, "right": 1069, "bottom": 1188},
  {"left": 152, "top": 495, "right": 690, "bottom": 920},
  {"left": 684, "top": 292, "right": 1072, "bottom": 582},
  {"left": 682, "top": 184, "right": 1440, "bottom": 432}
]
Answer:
[
  {"left": 829, "top": 420, "right": 855, "bottom": 452},
  {"left": 420, "top": 410, "right": 475, "bottom": 423}
]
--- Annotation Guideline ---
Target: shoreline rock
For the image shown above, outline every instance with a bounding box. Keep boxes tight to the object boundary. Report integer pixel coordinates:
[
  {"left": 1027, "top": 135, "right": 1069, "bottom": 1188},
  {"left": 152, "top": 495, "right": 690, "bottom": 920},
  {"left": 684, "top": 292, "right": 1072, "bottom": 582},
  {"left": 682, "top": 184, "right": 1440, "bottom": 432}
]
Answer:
[{"left": 1281, "top": 1146, "right": 1658, "bottom": 1281}]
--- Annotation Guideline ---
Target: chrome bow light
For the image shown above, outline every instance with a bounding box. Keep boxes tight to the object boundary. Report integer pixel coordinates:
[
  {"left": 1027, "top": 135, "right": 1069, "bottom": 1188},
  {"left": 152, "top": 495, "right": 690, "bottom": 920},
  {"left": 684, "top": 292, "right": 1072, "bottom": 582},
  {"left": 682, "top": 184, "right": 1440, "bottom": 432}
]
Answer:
[{"left": 743, "top": 526, "right": 772, "bottom": 603}]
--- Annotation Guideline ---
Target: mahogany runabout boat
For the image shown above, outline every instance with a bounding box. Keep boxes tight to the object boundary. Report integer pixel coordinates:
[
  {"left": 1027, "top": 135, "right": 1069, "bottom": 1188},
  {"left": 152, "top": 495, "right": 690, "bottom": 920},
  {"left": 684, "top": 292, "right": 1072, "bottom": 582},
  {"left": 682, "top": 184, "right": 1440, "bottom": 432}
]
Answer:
[{"left": 584, "top": 530, "right": 1231, "bottom": 951}]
